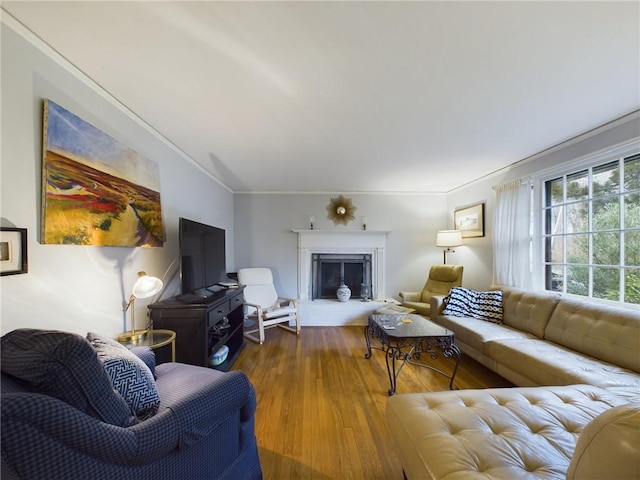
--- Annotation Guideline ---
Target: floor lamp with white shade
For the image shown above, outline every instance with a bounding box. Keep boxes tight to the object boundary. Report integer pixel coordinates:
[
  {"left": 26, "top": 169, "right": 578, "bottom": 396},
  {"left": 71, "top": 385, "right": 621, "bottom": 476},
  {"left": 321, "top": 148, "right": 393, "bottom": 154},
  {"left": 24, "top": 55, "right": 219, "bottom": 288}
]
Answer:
[{"left": 436, "top": 230, "right": 463, "bottom": 265}]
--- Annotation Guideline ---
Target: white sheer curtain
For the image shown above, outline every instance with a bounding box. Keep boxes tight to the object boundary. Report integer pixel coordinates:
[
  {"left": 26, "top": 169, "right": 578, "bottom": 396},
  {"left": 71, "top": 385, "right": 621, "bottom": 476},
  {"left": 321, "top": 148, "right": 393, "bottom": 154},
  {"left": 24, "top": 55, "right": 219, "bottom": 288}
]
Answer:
[{"left": 492, "top": 178, "right": 532, "bottom": 289}]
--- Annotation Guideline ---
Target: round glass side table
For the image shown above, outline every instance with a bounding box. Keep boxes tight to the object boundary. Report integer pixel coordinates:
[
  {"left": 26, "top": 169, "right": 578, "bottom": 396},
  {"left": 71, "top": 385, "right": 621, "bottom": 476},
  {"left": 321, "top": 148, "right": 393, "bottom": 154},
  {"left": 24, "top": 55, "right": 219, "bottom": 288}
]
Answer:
[{"left": 117, "top": 329, "right": 176, "bottom": 362}]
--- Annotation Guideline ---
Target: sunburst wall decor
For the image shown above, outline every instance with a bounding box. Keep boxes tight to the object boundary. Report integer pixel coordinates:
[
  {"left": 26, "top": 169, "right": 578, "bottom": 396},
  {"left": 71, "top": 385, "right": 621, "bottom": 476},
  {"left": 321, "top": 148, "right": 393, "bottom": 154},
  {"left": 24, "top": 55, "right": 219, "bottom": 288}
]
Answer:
[{"left": 326, "top": 194, "right": 357, "bottom": 226}]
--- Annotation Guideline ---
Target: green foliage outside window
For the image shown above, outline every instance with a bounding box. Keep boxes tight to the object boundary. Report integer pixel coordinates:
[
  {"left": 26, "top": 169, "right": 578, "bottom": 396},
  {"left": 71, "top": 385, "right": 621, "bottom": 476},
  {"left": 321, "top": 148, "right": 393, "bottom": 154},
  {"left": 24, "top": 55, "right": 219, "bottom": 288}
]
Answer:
[{"left": 544, "top": 154, "right": 640, "bottom": 304}]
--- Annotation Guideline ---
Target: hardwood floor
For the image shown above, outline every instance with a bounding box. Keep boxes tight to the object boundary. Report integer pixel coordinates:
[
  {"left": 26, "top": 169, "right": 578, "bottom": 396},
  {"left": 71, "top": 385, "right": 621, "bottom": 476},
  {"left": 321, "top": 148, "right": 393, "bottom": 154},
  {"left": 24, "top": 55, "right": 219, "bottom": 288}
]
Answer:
[{"left": 232, "top": 326, "right": 512, "bottom": 479}]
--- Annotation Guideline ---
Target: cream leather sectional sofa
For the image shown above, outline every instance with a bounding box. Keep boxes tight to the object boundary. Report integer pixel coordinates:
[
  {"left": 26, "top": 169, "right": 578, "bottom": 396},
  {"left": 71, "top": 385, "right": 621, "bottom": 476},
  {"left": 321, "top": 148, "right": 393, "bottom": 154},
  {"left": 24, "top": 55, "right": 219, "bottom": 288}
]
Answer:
[{"left": 387, "top": 286, "right": 640, "bottom": 480}]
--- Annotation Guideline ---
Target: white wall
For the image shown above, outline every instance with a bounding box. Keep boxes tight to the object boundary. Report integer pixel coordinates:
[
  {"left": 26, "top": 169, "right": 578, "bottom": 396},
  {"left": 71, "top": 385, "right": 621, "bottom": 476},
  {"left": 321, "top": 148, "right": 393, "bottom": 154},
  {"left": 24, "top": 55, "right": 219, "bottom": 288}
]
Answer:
[
  {"left": 0, "top": 20, "right": 235, "bottom": 336},
  {"left": 233, "top": 193, "right": 449, "bottom": 300}
]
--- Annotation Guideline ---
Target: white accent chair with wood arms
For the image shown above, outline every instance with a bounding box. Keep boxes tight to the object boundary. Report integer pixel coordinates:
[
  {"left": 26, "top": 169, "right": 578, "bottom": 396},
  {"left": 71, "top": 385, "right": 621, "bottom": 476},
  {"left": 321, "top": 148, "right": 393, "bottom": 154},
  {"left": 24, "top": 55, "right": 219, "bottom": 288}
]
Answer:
[{"left": 237, "top": 268, "right": 301, "bottom": 345}]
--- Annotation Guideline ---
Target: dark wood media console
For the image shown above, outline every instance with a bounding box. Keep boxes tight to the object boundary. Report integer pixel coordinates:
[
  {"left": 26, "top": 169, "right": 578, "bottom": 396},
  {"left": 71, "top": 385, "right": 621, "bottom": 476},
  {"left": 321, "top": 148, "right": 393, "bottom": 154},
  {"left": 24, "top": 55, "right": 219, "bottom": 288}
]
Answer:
[{"left": 148, "top": 287, "right": 245, "bottom": 371}]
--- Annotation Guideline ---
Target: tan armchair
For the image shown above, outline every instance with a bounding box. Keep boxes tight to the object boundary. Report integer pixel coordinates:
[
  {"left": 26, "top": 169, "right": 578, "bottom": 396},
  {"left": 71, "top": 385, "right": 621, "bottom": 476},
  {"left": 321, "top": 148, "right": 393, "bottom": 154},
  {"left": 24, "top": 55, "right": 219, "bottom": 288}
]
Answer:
[{"left": 398, "top": 265, "right": 463, "bottom": 317}]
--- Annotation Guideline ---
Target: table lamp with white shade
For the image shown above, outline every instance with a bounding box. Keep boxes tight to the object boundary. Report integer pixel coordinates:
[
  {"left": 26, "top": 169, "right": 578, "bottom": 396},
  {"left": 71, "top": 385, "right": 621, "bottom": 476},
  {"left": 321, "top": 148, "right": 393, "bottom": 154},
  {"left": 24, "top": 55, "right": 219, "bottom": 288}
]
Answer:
[{"left": 117, "top": 271, "right": 163, "bottom": 342}]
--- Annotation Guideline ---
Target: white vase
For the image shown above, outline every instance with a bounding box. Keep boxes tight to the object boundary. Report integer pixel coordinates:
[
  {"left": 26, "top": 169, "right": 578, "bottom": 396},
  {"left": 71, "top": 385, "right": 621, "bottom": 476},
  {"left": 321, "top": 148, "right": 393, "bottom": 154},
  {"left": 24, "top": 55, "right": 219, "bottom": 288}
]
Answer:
[{"left": 336, "top": 283, "right": 351, "bottom": 302}]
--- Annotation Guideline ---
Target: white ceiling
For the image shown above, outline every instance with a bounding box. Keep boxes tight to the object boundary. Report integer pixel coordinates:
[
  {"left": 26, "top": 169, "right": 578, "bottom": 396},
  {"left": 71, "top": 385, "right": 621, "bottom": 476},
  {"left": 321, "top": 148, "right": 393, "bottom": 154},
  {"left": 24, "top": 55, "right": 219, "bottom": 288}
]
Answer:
[{"left": 3, "top": 1, "right": 639, "bottom": 193}]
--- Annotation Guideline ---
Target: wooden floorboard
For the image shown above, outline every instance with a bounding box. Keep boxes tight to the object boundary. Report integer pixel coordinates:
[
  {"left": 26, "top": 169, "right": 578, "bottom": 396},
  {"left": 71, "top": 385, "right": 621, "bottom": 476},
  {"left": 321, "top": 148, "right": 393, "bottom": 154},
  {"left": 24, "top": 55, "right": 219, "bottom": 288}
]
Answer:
[{"left": 232, "top": 325, "right": 513, "bottom": 479}]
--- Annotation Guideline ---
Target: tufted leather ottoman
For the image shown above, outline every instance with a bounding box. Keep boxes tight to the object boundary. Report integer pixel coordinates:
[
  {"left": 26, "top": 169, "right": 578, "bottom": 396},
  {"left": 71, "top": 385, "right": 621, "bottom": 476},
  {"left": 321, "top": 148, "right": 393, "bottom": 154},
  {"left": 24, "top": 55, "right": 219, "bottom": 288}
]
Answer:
[{"left": 387, "top": 384, "right": 639, "bottom": 480}]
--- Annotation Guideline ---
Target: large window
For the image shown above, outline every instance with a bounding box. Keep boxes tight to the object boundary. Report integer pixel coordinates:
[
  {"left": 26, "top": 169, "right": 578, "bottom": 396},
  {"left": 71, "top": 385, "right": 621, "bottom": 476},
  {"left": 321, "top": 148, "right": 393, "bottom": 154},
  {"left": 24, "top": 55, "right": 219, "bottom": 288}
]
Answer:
[{"left": 542, "top": 152, "right": 639, "bottom": 304}]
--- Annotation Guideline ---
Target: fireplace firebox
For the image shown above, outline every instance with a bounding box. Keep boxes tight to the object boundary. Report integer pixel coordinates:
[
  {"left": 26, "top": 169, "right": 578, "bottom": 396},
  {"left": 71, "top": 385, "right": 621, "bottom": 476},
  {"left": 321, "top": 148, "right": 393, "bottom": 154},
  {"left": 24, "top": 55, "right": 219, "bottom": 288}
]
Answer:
[{"left": 311, "top": 253, "right": 372, "bottom": 300}]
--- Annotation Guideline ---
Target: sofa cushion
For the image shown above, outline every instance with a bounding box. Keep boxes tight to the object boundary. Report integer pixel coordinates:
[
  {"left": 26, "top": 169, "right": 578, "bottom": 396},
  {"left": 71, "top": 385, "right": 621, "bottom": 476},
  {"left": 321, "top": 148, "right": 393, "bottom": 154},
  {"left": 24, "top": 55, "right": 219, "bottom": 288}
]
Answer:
[
  {"left": 435, "top": 315, "right": 534, "bottom": 355},
  {"left": 495, "top": 285, "right": 561, "bottom": 338},
  {"left": 386, "top": 384, "right": 632, "bottom": 480},
  {"left": 487, "top": 338, "right": 640, "bottom": 388},
  {"left": 0, "top": 329, "right": 135, "bottom": 427},
  {"left": 442, "top": 287, "right": 504, "bottom": 323},
  {"left": 567, "top": 401, "right": 640, "bottom": 479},
  {"left": 87, "top": 332, "right": 160, "bottom": 420},
  {"left": 544, "top": 297, "right": 640, "bottom": 374}
]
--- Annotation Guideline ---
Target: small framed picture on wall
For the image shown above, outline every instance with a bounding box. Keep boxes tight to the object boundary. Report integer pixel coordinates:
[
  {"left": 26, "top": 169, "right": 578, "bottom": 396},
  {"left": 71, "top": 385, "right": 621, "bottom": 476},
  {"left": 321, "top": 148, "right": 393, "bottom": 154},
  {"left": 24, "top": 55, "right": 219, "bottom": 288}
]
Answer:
[
  {"left": 0, "top": 228, "right": 28, "bottom": 276},
  {"left": 454, "top": 203, "right": 485, "bottom": 238}
]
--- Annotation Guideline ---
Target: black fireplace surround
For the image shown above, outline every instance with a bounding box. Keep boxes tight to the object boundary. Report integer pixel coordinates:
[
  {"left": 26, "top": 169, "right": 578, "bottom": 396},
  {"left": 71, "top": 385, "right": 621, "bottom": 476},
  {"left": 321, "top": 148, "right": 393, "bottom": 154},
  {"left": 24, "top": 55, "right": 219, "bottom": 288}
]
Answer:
[{"left": 311, "top": 253, "right": 372, "bottom": 300}]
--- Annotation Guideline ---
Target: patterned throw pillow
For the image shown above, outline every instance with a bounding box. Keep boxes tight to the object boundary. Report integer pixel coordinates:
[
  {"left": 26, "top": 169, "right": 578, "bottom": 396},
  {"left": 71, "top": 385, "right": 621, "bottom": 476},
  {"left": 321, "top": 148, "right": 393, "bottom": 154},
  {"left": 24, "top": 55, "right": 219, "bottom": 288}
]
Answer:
[
  {"left": 87, "top": 333, "right": 160, "bottom": 420},
  {"left": 442, "top": 287, "right": 504, "bottom": 323}
]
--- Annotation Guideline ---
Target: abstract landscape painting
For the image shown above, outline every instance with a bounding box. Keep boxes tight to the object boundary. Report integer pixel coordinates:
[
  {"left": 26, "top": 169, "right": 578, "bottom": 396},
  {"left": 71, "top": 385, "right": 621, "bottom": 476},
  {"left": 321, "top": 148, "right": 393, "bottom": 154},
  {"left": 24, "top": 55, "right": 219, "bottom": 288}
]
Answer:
[{"left": 41, "top": 100, "right": 163, "bottom": 247}]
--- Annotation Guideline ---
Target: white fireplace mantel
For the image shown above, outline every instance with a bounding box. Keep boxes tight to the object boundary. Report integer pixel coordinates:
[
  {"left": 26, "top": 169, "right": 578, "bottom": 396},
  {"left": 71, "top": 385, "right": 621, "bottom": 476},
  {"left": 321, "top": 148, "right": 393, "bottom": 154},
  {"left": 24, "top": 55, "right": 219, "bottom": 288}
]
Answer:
[{"left": 292, "top": 229, "right": 391, "bottom": 300}]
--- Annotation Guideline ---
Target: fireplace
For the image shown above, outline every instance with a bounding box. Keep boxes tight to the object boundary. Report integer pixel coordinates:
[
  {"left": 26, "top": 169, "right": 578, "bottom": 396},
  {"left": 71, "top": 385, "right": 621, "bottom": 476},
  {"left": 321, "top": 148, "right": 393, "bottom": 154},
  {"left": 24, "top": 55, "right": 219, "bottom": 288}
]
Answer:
[
  {"left": 311, "top": 253, "right": 372, "bottom": 300},
  {"left": 293, "top": 229, "right": 390, "bottom": 301}
]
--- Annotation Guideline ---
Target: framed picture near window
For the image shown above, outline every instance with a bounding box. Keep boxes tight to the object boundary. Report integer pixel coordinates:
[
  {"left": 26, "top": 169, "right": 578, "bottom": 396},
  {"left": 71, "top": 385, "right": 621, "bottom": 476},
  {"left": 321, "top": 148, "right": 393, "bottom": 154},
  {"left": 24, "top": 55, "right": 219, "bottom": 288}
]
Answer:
[
  {"left": 454, "top": 203, "right": 485, "bottom": 238},
  {"left": 0, "top": 228, "right": 28, "bottom": 276}
]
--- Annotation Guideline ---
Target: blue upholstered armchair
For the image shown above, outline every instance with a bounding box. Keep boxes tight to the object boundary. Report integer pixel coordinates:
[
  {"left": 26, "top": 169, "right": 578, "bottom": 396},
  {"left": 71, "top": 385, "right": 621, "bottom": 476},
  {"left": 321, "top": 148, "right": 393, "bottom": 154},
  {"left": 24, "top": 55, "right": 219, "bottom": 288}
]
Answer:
[{"left": 1, "top": 329, "right": 262, "bottom": 480}]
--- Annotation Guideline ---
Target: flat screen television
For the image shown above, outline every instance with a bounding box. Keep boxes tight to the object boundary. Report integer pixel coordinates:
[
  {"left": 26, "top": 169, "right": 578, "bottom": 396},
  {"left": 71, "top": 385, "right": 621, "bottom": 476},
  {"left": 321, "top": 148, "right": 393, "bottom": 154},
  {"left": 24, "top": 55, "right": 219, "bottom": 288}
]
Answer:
[{"left": 179, "top": 217, "right": 227, "bottom": 295}]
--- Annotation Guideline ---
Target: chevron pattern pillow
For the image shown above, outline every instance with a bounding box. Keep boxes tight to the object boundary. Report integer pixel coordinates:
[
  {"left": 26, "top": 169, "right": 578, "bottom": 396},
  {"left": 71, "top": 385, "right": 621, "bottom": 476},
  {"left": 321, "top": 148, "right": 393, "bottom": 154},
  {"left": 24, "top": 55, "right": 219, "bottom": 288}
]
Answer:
[
  {"left": 442, "top": 287, "right": 504, "bottom": 323},
  {"left": 87, "top": 333, "right": 160, "bottom": 420}
]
